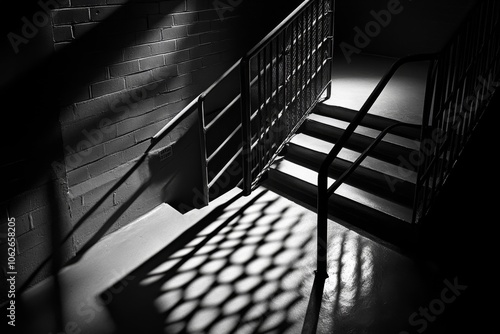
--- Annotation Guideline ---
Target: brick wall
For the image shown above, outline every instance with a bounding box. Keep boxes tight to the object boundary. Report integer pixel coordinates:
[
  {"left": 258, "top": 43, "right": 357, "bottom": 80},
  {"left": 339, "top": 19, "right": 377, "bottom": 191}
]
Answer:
[
  {"left": 49, "top": 0, "right": 244, "bottom": 251},
  {"left": 0, "top": 0, "right": 305, "bottom": 297}
]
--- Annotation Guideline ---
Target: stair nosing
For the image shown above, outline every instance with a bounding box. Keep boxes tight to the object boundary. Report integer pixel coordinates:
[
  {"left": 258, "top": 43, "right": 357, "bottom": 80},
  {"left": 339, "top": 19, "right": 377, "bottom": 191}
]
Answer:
[{"left": 270, "top": 160, "right": 413, "bottom": 223}]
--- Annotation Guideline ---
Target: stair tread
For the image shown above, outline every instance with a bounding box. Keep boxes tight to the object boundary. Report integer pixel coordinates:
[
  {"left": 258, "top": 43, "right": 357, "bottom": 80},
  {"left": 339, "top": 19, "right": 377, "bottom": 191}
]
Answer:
[
  {"left": 314, "top": 104, "right": 422, "bottom": 139},
  {"left": 307, "top": 113, "right": 419, "bottom": 150},
  {"left": 289, "top": 133, "right": 417, "bottom": 184},
  {"left": 271, "top": 160, "right": 413, "bottom": 223}
]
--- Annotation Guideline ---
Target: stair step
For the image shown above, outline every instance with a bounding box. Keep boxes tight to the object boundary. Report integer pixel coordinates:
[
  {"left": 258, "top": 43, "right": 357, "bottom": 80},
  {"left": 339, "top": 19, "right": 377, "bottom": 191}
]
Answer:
[
  {"left": 303, "top": 113, "right": 420, "bottom": 166},
  {"left": 268, "top": 160, "right": 414, "bottom": 224},
  {"left": 287, "top": 133, "right": 416, "bottom": 205},
  {"left": 314, "top": 104, "right": 421, "bottom": 140}
]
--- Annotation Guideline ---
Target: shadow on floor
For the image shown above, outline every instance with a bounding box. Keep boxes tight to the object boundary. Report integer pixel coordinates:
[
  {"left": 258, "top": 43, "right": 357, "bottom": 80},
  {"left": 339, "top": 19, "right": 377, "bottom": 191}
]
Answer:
[
  {"left": 102, "top": 189, "right": 317, "bottom": 334},
  {"left": 100, "top": 187, "right": 444, "bottom": 334}
]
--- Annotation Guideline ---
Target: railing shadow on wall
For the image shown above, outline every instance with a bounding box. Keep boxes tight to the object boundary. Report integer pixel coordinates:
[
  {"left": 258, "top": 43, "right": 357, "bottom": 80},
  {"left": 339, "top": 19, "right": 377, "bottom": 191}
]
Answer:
[{"left": 10, "top": 3, "right": 244, "bottom": 333}]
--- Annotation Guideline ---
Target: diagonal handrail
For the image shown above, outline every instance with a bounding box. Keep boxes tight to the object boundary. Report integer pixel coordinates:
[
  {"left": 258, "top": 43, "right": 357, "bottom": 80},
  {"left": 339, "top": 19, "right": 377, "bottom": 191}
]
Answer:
[
  {"left": 150, "top": 59, "right": 241, "bottom": 147},
  {"left": 315, "top": 53, "right": 437, "bottom": 276}
]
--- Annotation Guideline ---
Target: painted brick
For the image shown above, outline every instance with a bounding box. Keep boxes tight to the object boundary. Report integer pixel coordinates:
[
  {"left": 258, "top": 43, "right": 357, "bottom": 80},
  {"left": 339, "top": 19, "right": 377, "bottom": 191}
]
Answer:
[
  {"left": 73, "top": 95, "right": 114, "bottom": 120},
  {"left": 161, "top": 26, "right": 188, "bottom": 41},
  {"left": 68, "top": 166, "right": 91, "bottom": 186},
  {"left": 198, "top": 9, "right": 221, "bottom": 21},
  {"left": 177, "top": 59, "right": 203, "bottom": 74},
  {"left": 58, "top": 104, "right": 75, "bottom": 124},
  {"left": 133, "top": 121, "right": 164, "bottom": 143},
  {"left": 7, "top": 193, "right": 31, "bottom": 219},
  {"left": 109, "top": 60, "right": 140, "bottom": 78},
  {"left": 135, "top": 29, "right": 162, "bottom": 45},
  {"left": 104, "top": 134, "right": 136, "bottom": 156},
  {"left": 130, "top": 3, "right": 160, "bottom": 15},
  {"left": 109, "top": 83, "right": 165, "bottom": 122},
  {"left": 176, "top": 36, "right": 200, "bottom": 50},
  {"left": 165, "top": 73, "right": 192, "bottom": 91},
  {"left": 52, "top": 8, "right": 90, "bottom": 25},
  {"left": 105, "top": 18, "right": 149, "bottom": 35},
  {"left": 91, "top": 78, "right": 126, "bottom": 97},
  {"left": 66, "top": 144, "right": 106, "bottom": 171},
  {"left": 186, "top": 0, "right": 212, "bottom": 11},
  {"left": 148, "top": 14, "right": 173, "bottom": 29},
  {"left": 73, "top": 22, "right": 100, "bottom": 39},
  {"left": 187, "top": 21, "right": 210, "bottom": 35},
  {"left": 200, "top": 30, "right": 234, "bottom": 44},
  {"left": 211, "top": 16, "right": 238, "bottom": 31},
  {"left": 122, "top": 141, "right": 151, "bottom": 163},
  {"left": 173, "top": 12, "right": 198, "bottom": 25},
  {"left": 90, "top": 4, "right": 159, "bottom": 22},
  {"left": 87, "top": 152, "right": 122, "bottom": 178},
  {"left": 150, "top": 40, "right": 176, "bottom": 55},
  {"left": 72, "top": 0, "right": 107, "bottom": 6},
  {"left": 89, "top": 5, "right": 120, "bottom": 21},
  {"left": 123, "top": 45, "right": 152, "bottom": 61},
  {"left": 30, "top": 185, "right": 52, "bottom": 212},
  {"left": 116, "top": 117, "right": 143, "bottom": 137},
  {"left": 153, "top": 86, "right": 187, "bottom": 107},
  {"left": 54, "top": 41, "right": 71, "bottom": 52},
  {"left": 18, "top": 222, "right": 51, "bottom": 254},
  {"left": 202, "top": 51, "right": 234, "bottom": 67},
  {"left": 164, "top": 50, "right": 190, "bottom": 65},
  {"left": 152, "top": 64, "right": 178, "bottom": 81},
  {"left": 190, "top": 39, "right": 236, "bottom": 59},
  {"left": 53, "top": 25, "right": 73, "bottom": 42},
  {"left": 125, "top": 71, "right": 154, "bottom": 88},
  {"left": 160, "top": 0, "right": 186, "bottom": 14},
  {"left": 106, "top": 0, "right": 128, "bottom": 4},
  {"left": 8, "top": 212, "right": 31, "bottom": 237},
  {"left": 139, "top": 55, "right": 165, "bottom": 71}
]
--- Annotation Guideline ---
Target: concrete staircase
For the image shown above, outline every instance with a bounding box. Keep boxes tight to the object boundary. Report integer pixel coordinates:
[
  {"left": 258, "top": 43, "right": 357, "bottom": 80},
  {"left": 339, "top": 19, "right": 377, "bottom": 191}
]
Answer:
[{"left": 263, "top": 103, "right": 422, "bottom": 247}]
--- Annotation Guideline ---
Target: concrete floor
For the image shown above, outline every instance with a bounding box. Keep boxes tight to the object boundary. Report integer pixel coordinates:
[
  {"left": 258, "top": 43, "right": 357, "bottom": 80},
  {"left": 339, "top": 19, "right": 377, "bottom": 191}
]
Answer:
[
  {"left": 17, "top": 53, "right": 497, "bottom": 333},
  {"left": 327, "top": 51, "right": 430, "bottom": 124}
]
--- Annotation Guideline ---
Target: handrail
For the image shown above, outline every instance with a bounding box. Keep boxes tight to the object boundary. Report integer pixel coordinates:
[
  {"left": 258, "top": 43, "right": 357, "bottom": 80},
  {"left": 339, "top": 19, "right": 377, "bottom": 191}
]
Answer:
[
  {"left": 151, "top": 0, "right": 318, "bottom": 147},
  {"left": 315, "top": 53, "right": 436, "bottom": 276},
  {"left": 326, "top": 122, "right": 421, "bottom": 198},
  {"left": 244, "top": 0, "right": 318, "bottom": 60},
  {"left": 317, "top": 53, "right": 437, "bottom": 182},
  {"left": 150, "top": 58, "right": 241, "bottom": 146}
]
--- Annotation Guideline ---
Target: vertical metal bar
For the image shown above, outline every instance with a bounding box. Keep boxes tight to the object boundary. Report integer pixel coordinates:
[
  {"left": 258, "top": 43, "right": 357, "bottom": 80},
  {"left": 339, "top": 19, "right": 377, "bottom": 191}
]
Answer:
[
  {"left": 314, "top": 0, "right": 319, "bottom": 98},
  {"left": 263, "top": 46, "right": 269, "bottom": 169},
  {"left": 257, "top": 53, "right": 263, "bottom": 180},
  {"left": 198, "top": 96, "right": 210, "bottom": 206},
  {"left": 317, "top": 167, "right": 328, "bottom": 277},
  {"left": 240, "top": 59, "right": 252, "bottom": 196},
  {"left": 414, "top": 58, "right": 437, "bottom": 224}
]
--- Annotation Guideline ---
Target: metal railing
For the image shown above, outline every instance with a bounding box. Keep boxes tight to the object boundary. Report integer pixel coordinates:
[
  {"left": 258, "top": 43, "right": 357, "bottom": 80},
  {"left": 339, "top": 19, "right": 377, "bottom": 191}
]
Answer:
[
  {"left": 315, "top": 0, "right": 500, "bottom": 277},
  {"left": 240, "top": 0, "right": 334, "bottom": 195},
  {"left": 152, "top": 0, "right": 333, "bottom": 207},
  {"left": 315, "top": 53, "right": 436, "bottom": 276},
  {"left": 414, "top": 0, "right": 500, "bottom": 222}
]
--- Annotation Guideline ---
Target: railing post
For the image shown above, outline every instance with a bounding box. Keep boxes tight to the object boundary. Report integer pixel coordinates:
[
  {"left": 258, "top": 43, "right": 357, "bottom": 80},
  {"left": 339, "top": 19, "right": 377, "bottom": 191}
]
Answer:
[
  {"left": 316, "top": 168, "right": 329, "bottom": 277},
  {"left": 197, "top": 96, "right": 210, "bottom": 206},
  {"left": 241, "top": 58, "right": 252, "bottom": 196}
]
